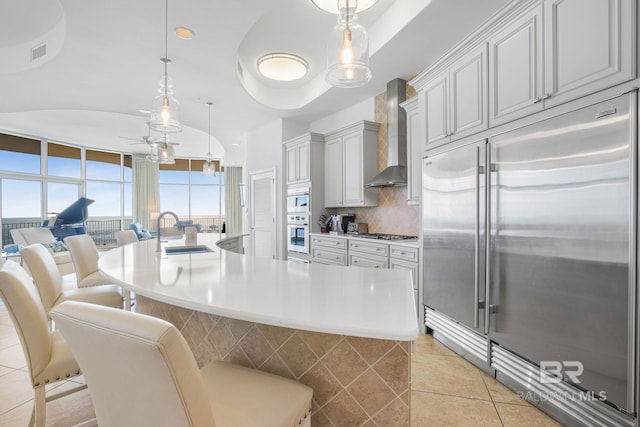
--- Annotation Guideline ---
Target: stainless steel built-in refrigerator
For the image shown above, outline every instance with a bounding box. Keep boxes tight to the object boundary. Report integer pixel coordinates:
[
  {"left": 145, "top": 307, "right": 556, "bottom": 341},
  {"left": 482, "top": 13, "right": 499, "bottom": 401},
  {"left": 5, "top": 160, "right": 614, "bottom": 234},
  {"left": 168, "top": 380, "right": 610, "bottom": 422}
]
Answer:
[{"left": 423, "top": 92, "right": 636, "bottom": 414}]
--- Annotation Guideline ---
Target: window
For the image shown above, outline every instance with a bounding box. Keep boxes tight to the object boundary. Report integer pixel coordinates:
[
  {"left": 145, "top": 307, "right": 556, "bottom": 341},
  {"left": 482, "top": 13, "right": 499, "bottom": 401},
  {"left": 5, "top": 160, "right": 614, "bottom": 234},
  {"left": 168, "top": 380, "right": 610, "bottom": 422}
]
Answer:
[
  {"left": 47, "top": 182, "right": 79, "bottom": 214},
  {"left": 2, "top": 179, "right": 41, "bottom": 218},
  {"left": 0, "top": 134, "right": 40, "bottom": 175},
  {"left": 48, "top": 142, "right": 81, "bottom": 178},
  {"left": 86, "top": 150, "right": 121, "bottom": 181},
  {"left": 86, "top": 181, "right": 121, "bottom": 216}
]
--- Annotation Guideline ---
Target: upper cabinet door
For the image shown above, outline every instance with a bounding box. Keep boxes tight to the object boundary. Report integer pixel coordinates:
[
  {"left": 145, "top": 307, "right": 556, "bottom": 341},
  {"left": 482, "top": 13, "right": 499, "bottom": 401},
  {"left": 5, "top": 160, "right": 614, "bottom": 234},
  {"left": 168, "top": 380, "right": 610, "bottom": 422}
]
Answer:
[
  {"left": 286, "top": 144, "right": 298, "bottom": 184},
  {"left": 422, "top": 73, "right": 450, "bottom": 150},
  {"left": 543, "top": 0, "right": 635, "bottom": 107},
  {"left": 324, "top": 137, "right": 343, "bottom": 207},
  {"left": 342, "top": 131, "right": 365, "bottom": 206},
  {"left": 489, "top": 5, "right": 544, "bottom": 127},
  {"left": 402, "top": 97, "right": 421, "bottom": 205},
  {"left": 449, "top": 43, "right": 488, "bottom": 140},
  {"left": 297, "top": 143, "right": 310, "bottom": 182}
]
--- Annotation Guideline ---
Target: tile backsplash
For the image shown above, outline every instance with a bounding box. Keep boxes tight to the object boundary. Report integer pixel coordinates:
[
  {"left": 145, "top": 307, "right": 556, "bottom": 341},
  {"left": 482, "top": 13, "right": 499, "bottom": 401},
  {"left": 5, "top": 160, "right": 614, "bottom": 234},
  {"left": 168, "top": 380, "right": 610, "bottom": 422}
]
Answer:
[{"left": 336, "top": 84, "right": 420, "bottom": 237}]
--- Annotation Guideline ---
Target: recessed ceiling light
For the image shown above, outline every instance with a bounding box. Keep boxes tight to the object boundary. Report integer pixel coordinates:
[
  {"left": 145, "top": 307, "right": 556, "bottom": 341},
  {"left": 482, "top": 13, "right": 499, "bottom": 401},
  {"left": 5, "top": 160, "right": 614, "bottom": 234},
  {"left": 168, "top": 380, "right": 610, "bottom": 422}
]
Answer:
[
  {"left": 139, "top": 109, "right": 152, "bottom": 114},
  {"left": 174, "top": 27, "right": 195, "bottom": 40},
  {"left": 311, "top": 0, "right": 379, "bottom": 14},
  {"left": 257, "top": 53, "right": 309, "bottom": 82}
]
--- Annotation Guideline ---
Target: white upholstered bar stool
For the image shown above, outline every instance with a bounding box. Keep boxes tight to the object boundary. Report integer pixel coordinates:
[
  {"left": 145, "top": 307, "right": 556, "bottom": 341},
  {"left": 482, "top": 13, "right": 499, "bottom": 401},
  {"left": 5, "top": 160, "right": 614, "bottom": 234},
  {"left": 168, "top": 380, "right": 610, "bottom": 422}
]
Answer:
[
  {"left": 114, "top": 229, "right": 138, "bottom": 246},
  {"left": 0, "top": 261, "right": 88, "bottom": 427},
  {"left": 64, "top": 234, "right": 131, "bottom": 309},
  {"left": 20, "top": 244, "right": 123, "bottom": 315},
  {"left": 51, "top": 301, "right": 313, "bottom": 427}
]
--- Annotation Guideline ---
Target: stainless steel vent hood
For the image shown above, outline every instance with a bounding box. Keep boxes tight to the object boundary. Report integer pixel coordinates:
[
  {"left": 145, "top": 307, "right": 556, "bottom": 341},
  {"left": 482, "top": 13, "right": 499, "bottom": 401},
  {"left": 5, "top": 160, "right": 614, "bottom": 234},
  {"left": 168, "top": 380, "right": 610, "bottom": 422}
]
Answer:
[{"left": 366, "top": 78, "right": 407, "bottom": 187}]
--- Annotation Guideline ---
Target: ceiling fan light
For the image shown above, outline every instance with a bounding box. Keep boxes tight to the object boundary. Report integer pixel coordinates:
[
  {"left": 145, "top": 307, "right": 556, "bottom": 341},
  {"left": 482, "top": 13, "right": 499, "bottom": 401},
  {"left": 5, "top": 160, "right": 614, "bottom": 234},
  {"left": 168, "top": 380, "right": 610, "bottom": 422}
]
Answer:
[
  {"left": 157, "top": 143, "right": 175, "bottom": 164},
  {"left": 257, "top": 53, "right": 309, "bottom": 81}
]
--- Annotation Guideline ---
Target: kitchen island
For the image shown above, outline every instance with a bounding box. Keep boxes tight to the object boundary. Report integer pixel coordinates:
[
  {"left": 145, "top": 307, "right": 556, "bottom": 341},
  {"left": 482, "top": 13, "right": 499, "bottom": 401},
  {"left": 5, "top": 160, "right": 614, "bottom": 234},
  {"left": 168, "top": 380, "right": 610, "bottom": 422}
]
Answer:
[{"left": 98, "top": 234, "right": 419, "bottom": 426}]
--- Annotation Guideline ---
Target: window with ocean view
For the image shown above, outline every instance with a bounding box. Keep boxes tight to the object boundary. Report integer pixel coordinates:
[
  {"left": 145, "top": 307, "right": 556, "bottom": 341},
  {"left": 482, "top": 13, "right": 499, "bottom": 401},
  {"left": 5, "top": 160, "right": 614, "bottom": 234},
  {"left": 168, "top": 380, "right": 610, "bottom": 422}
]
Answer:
[{"left": 0, "top": 133, "right": 228, "bottom": 247}]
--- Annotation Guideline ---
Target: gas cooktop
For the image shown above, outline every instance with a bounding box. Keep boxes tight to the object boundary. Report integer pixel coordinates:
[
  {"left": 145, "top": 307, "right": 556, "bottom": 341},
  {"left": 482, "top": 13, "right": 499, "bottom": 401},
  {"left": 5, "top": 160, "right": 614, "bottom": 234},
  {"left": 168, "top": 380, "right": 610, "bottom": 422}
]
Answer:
[{"left": 353, "top": 233, "right": 418, "bottom": 241}]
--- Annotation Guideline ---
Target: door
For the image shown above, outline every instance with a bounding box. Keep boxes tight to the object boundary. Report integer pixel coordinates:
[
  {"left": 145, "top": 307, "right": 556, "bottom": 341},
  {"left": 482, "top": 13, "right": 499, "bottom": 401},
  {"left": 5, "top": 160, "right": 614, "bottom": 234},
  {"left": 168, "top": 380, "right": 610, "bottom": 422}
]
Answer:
[
  {"left": 342, "top": 131, "right": 364, "bottom": 206},
  {"left": 422, "top": 73, "right": 449, "bottom": 150},
  {"left": 324, "top": 137, "right": 343, "bottom": 207},
  {"left": 249, "top": 169, "right": 275, "bottom": 259},
  {"left": 286, "top": 145, "right": 298, "bottom": 184},
  {"left": 488, "top": 4, "right": 543, "bottom": 126},
  {"left": 488, "top": 93, "right": 634, "bottom": 411},
  {"left": 423, "top": 140, "right": 487, "bottom": 334},
  {"left": 449, "top": 44, "right": 488, "bottom": 139},
  {"left": 543, "top": 0, "right": 635, "bottom": 107}
]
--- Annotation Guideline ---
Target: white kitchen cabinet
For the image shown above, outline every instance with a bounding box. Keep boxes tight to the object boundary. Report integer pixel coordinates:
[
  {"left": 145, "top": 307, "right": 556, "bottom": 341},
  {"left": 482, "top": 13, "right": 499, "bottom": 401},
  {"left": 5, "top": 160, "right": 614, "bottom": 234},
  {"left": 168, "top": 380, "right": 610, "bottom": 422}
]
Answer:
[
  {"left": 543, "top": 0, "right": 635, "bottom": 108},
  {"left": 389, "top": 244, "right": 420, "bottom": 321},
  {"left": 489, "top": 4, "right": 544, "bottom": 127},
  {"left": 348, "top": 240, "right": 388, "bottom": 269},
  {"left": 283, "top": 133, "right": 323, "bottom": 185},
  {"left": 401, "top": 96, "right": 421, "bottom": 205},
  {"left": 324, "top": 121, "right": 380, "bottom": 208},
  {"left": 310, "top": 234, "right": 348, "bottom": 266},
  {"left": 422, "top": 73, "right": 449, "bottom": 148},
  {"left": 422, "top": 44, "right": 488, "bottom": 152}
]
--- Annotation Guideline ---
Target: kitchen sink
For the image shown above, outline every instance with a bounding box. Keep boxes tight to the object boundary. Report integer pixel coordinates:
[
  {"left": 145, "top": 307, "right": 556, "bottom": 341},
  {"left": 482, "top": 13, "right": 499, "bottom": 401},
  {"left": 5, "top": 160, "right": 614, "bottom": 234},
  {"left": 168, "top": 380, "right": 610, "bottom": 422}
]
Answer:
[{"left": 164, "top": 245, "right": 214, "bottom": 255}]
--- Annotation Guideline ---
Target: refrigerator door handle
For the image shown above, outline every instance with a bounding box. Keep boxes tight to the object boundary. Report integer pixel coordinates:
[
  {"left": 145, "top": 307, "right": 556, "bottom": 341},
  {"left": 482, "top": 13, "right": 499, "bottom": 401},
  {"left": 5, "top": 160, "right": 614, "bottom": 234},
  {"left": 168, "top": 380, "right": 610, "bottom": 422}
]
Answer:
[
  {"left": 474, "top": 146, "right": 481, "bottom": 329},
  {"left": 484, "top": 146, "right": 492, "bottom": 335}
]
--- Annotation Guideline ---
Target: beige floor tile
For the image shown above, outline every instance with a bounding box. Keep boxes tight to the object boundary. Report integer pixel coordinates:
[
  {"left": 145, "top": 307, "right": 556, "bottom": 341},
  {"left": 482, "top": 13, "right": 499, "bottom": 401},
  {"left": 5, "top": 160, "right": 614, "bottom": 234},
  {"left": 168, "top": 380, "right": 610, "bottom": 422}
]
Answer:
[
  {"left": 411, "top": 390, "right": 502, "bottom": 427},
  {"left": 0, "top": 311, "right": 12, "bottom": 327},
  {"left": 481, "top": 373, "right": 530, "bottom": 407},
  {"left": 495, "top": 402, "right": 563, "bottom": 427},
  {"left": 0, "top": 324, "right": 19, "bottom": 350},
  {"left": 414, "top": 334, "right": 456, "bottom": 357},
  {"left": 0, "top": 385, "right": 95, "bottom": 427},
  {"left": 0, "top": 369, "right": 34, "bottom": 415},
  {"left": 0, "top": 364, "right": 13, "bottom": 378},
  {"left": 412, "top": 352, "right": 491, "bottom": 401},
  {"left": 0, "top": 343, "right": 26, "bottom": 369},
  {"left": 0, "top": 400, "right": 32, "bottom": 427}
]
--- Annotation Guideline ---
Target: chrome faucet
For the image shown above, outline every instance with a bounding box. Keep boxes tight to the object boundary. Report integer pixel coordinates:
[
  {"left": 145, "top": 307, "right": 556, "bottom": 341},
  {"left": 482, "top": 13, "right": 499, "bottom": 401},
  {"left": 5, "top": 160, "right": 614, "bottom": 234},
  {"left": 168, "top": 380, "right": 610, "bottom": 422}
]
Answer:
[{"left": 156, "top": 211, "right": 182, "bottom": 252}]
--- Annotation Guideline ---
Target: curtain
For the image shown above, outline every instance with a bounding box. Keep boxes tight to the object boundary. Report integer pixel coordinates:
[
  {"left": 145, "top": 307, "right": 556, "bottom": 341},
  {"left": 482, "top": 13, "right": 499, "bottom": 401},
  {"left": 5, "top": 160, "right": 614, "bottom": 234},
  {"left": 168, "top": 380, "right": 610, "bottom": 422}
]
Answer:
[
  {"left": 224, "top": 166, "right": 243, "bottom": 236},
  {"left": 132, "top": 154, "right": 160, "bottom": 231}
]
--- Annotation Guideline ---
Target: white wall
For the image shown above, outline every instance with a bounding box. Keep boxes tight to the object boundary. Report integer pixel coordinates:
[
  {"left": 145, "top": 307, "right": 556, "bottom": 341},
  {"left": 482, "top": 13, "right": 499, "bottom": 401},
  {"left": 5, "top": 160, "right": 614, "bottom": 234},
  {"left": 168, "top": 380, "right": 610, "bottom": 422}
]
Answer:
[{"left": 309, "top": 97, "right": 375, "bottom": 134}]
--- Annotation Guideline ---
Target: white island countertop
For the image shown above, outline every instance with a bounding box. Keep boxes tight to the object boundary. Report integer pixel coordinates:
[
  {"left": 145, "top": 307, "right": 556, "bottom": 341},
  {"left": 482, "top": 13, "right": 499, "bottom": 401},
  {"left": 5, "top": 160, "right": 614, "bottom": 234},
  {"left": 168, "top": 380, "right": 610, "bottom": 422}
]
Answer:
[{"left": 98, "top": 235, "right": 419, "bottom": 341}]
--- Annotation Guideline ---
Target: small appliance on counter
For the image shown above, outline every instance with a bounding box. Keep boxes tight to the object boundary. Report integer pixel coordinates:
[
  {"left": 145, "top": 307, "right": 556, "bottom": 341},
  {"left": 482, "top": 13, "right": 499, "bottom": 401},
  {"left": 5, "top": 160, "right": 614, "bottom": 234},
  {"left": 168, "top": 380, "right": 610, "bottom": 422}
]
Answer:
[
  {"left": 347, "top": 222, "right": 368, "bottom": 234},
  {"left": 329, "top": 214, "right": 355, "bottom": 234}
]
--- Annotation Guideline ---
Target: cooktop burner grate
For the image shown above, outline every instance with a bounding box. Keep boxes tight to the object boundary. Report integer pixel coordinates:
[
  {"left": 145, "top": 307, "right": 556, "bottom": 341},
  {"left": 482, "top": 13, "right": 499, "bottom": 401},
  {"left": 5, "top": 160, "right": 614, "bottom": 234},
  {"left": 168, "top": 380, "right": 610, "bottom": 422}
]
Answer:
[{"left": 353, "top": 233, "right": 418, "bottom": 241}]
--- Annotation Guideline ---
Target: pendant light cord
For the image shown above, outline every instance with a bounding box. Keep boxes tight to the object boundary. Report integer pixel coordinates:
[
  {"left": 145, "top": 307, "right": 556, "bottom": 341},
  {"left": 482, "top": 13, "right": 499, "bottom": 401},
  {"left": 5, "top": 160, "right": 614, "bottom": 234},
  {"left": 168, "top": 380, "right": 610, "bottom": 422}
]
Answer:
[
  {"left": 207, "top": 103, "right": 212, "bottom": 155},
  {"left": 164, "top": 0, "right": 169, "bottom": 98}
]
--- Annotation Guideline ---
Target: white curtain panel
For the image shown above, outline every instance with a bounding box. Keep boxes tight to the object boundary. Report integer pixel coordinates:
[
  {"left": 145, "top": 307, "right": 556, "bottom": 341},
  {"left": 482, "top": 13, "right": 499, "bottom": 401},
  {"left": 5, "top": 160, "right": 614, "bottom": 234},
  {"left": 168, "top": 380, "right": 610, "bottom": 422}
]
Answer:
[
  {"left": 224, "top": 166, "right": 243, "bottom": 236},
  {"left": 132, "top": 154, "right": 160, "bottom": 231}
]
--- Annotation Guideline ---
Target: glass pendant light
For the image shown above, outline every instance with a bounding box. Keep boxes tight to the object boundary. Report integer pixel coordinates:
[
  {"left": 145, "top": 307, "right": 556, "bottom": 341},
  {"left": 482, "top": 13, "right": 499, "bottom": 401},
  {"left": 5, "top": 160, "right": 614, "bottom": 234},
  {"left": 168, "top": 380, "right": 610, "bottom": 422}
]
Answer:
[
  {"left": 149, "top": 0, "right": 181, "bottom": 133},
  {"left": 156, "top": 132, "right": 175, "bottom": 165},
  {"left": 326, "top": 0, "right": 371, "bottom": 88},
  {"left": 203, "top": 102, "right": 216, "bottom": 176}
]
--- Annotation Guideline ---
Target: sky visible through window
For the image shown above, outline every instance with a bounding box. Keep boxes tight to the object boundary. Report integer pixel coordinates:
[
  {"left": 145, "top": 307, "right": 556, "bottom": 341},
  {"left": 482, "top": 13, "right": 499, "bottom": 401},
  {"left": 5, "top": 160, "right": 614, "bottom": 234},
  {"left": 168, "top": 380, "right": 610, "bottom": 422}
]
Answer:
[{"left": 1, "top": 150, "right": 223, "bottom": 219}]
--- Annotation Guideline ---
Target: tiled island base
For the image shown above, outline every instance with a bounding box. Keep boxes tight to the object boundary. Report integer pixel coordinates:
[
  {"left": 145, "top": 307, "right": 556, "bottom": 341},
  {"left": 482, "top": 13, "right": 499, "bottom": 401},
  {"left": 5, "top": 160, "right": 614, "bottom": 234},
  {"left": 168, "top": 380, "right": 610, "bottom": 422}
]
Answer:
[{"left": 137, "top": 296, "right": 411, "bottom": 426}]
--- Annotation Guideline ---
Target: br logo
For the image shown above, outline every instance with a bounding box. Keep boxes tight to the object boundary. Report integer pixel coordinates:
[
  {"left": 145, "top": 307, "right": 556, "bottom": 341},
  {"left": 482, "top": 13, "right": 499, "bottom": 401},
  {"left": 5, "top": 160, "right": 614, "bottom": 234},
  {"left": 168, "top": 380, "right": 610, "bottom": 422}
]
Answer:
[{"left": 540, "top": 361, "right": 584, "bottom": 384}]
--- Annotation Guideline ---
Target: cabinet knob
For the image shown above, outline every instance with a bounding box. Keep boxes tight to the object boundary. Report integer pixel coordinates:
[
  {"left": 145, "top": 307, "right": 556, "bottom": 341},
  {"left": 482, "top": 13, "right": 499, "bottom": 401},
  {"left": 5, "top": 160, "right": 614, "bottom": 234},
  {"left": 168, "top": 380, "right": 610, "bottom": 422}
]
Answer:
[{"left": 376, "top": 248, "right": 381, "bottom": 251}]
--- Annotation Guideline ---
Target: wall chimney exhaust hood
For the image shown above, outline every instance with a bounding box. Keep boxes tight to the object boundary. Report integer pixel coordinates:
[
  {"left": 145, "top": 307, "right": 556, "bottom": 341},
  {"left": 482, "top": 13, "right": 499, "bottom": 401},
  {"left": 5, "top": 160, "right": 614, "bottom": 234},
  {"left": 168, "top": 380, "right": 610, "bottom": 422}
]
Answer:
[{"left": 366, "top": 78, "right": 407, "bottom": 187}]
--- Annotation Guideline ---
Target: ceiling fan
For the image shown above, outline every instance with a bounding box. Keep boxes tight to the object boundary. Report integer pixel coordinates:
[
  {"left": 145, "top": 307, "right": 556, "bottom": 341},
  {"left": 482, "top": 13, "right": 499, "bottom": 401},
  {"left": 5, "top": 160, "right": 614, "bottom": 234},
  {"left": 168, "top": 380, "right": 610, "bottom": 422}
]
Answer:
[{"left": 119, "top": 129, "right": 180, "bottom": 146}]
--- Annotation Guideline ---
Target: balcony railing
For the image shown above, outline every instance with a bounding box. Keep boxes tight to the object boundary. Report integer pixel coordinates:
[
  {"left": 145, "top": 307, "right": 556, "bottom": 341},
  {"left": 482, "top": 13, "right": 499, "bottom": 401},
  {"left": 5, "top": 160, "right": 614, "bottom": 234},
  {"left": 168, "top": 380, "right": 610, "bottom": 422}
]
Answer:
[{"left": 2, "top": 215, "right": 226, "bottom": 248}]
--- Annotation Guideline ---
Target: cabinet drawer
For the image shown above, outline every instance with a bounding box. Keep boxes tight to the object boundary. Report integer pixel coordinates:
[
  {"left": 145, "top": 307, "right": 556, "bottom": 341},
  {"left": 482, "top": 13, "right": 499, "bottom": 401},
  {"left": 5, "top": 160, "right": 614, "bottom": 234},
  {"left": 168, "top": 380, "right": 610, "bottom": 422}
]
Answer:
[
  {"left": 389, "top": 245, "right": 419, "bottom": 262},
  {"left": 349, "top": 253, "right": 388, "bottom": 269},
  {"left": 311, "top": 235, "right": 348, "bottom": 250},
  {"left": 312, "top": 248, "right": 347, "bottom": 266},
  {"left": 349, "top": 240, "right": 388, "bottom": 256}
]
